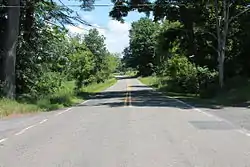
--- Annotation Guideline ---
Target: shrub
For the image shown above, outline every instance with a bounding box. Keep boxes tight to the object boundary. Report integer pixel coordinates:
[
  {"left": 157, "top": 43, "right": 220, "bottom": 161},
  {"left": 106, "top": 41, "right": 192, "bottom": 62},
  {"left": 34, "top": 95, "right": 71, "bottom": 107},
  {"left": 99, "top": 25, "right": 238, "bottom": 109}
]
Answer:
[
  {"left": 34, "top": 72, "right": 65, "bottom": 97},
  {"left": 166, "top": 56, "right": 199, "bottom": 93},
  {"left": 162, "top": 56, "right": 218, "bottom": 97},
  {"left": 197, "top": 66, "right": 218, "bottom": 98}
]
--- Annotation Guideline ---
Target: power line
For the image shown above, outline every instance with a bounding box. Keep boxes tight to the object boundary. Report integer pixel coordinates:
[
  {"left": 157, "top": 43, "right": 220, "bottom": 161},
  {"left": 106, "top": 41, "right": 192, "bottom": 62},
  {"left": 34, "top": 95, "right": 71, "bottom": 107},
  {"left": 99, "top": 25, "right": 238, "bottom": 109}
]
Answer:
[
  {"left": 0, "top": 3, "right": 158, "bottom": 8},
  {"left": 45, "top": 19, "right": 109, "bottom": 31},
  {"left": 0, "top": 2, "right": 143, "bottom": 32},
  {"left": 1, "top": 4, "right": 111, "bottom": 8}
]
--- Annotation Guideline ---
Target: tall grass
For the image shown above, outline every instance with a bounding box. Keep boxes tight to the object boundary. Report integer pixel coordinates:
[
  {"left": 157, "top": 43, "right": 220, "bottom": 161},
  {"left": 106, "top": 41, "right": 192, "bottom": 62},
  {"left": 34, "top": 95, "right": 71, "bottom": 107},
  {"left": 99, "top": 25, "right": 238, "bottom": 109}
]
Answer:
[
  {"left": 140, "top": 76, "right": 250, "bottom": 106},
  {"left": 0, "top": 79, "right": 117, "bottom": 118},
  {"left": 139, "top": 76, "right": 160, "bottom": 87},
  {"left": 81, "top": 78, "right": 116, "bottom": 93},
  {"left": 0, "top": 99, "right": 41, "bottom": 117}
]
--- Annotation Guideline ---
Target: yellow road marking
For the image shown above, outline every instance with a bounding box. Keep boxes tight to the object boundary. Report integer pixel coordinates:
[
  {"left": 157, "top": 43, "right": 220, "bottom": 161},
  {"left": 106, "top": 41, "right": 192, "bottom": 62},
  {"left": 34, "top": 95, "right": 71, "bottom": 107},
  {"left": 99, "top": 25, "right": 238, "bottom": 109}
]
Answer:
[
  {"left": 124, "top": 91, "right": 128, "bottom": 106},
  {"left": 124, "top": 81, "right": 128, "bottom": 106},
  {"left": 124, "top": 81, "right": 132, "bottom": 107},
  {"left": 127, "top": 84, "right": 132, "bottom": 106},
  {"left": 128, "top": 91, "right": 132, "bottom": 106}
]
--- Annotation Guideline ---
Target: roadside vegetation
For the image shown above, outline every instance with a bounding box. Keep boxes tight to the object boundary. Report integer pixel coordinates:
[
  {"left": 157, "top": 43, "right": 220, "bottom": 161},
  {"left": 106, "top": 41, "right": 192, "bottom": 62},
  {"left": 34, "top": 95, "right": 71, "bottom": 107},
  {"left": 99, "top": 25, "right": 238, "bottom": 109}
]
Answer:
[
  {"left": 1, "top": 0, "right": 250, "bottom": 117},
  {"left": 0, "top": 1, "right": 120, "bottom": 117},
  {"left": 139, "top": 76, "right": 250, "bottom": 107},
  {"left": 0, "top": 79, "right": 116, "bottom": 117},
  {"left": 119, "top": 0, "right": 250, "bottom": 107}
]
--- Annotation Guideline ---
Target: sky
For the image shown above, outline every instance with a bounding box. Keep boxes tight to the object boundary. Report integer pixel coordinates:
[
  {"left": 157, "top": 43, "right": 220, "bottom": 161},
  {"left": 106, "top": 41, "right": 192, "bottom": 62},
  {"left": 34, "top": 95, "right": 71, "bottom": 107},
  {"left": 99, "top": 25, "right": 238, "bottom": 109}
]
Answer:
[{"left": 56, "top": 0, "right": 145, "bottom": 54}]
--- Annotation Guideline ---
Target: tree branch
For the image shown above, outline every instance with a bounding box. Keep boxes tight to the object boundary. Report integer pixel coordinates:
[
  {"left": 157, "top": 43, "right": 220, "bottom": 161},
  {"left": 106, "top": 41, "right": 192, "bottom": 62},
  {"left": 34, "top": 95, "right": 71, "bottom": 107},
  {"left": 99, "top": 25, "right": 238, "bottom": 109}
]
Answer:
[
  {"left": 198, "top": 30, "right": 218, "bottom": 40},
  {"left": 229, "top": 7, "right": 250, "bottom": 23},
  {"left": 206, "top": 41, "right": 218, "bottom": 52}
]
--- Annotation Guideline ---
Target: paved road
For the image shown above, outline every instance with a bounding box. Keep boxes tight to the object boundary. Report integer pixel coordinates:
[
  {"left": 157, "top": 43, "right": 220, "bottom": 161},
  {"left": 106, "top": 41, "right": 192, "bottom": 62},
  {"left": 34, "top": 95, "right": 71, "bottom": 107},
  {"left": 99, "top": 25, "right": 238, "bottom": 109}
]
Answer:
[{"left": 1, "top": 77, "right": 250, "bottom": 167}]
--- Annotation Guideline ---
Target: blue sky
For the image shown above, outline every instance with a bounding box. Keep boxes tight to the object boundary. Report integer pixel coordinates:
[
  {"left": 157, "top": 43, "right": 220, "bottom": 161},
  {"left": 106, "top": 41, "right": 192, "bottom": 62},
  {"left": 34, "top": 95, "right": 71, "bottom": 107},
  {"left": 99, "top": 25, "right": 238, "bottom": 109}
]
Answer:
[{"left": 56, "top": 0, "right": 145, "bottom": 53}]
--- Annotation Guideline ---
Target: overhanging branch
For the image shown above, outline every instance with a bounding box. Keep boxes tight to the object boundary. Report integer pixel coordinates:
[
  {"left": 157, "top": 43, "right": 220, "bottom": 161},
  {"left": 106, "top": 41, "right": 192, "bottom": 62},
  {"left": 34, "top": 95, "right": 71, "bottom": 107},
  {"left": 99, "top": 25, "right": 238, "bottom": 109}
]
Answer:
[{"left": 229, "top": 7, "right": 250, "bottom": 23}]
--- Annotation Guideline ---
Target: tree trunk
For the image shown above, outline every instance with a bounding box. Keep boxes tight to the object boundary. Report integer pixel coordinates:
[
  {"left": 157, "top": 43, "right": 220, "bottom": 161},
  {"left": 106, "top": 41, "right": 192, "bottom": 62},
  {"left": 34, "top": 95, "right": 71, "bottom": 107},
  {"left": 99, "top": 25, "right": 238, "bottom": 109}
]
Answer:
[
  {"left": 215, "top": 0, "right": 230, "bottom": 88},
  {"left": 218, "top": 0, "right": 230, "bottom": 88},
  {"left": 2, "top": 0, "right": 20, "bottom": 98},
  {"left": 218, "top": 51, "right": 224, "bottom": 88},
  {"left": 0, "top": 2, "right": 7, "bottom": 86},
  {"left": 0, "top": 33, "right": 5, "bottom": 85}
]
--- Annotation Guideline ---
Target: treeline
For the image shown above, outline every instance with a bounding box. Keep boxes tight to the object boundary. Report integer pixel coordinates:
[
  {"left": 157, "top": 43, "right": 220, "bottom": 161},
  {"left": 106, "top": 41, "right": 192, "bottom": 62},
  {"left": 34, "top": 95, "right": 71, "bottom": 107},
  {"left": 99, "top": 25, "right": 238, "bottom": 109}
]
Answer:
[
  {"left": 0, "top": 0, "right": 119, "bottom": 100},
  {"left": 121, "top": 1, "right": 250, "bottom": 98}
]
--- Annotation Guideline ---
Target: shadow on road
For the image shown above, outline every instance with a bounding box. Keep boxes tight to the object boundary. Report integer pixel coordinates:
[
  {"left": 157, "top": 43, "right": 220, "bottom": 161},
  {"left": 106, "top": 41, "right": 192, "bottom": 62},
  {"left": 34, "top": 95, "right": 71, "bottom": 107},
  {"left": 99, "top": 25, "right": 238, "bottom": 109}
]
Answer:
[
  {"left": 77, "top": 87, "right": 250, "bottom": 110},
  {"left": 130, "top": 85, "right": 149, "bottom": 88},
  {"left": 166, "top": 92, "right": 250, "bottom": 110},
  {"left": 115, "top": 76, "right": 137, "bottom": 80},
  {"left": 77, "top": 88, "right": 250, "bottom": 110},
  {"left": 77, "top": 89, "right": 193, "bottom": 109}
]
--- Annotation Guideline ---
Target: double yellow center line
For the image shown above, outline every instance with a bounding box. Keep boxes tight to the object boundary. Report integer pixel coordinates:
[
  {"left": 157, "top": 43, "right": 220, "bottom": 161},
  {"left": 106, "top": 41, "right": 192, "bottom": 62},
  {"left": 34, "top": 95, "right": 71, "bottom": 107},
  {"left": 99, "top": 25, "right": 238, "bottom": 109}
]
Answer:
[{"left": 124, "top": 84, "right": 132, "bottom": 107}]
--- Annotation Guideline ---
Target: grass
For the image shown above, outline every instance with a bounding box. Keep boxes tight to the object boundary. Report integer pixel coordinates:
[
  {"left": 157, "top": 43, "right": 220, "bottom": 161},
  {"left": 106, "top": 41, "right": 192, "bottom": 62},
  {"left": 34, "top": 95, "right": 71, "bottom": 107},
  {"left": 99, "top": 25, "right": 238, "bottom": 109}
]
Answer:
[
  {"left": 0, "top": 99, "right": 41, "bottom": 117},
  {"left": 139, "top": 76, "right": 250, "bottom": 108},
  {"left": 139, "top": 76, "right": 159, "bottom": 87},
  {"left": 0, "top": 78, "right": 117, "bottom": 118},
  {"left": 212, "top": 83, "right": 250, "bottom": 106},
  {"left": 125, "top": 70, "right": 138, "bottom": 77},
  {"left": 81, "top": 78, "right": 116, "bottom": 93}
]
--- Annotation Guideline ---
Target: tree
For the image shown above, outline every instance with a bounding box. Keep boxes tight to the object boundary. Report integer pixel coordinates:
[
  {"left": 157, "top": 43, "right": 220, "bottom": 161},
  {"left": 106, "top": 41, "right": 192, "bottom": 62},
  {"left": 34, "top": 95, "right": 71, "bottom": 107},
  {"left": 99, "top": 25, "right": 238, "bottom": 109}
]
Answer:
[
  {"left": 84, "top": 28, "right": 107, "bottom": 82},
  {"left": 1, "top": 0, "right": 20, "bottom": 98},
  {"left": 126, "top": 18, "right": 158, "bottom": 76},
  {"left": 154, "top": 20, "right": 184, "bottom": 66},
  {"left": 0, "top": 0, "right": 97, "bottom": 98},
  {"left": 110, "top": 0, "right": 250, "bottom": 88},
  {"left": 212, "top": 0, "right": 250, "bottom": 87},
  {"left": 68, "top": 36, "right": 94, "bottom": 88}
]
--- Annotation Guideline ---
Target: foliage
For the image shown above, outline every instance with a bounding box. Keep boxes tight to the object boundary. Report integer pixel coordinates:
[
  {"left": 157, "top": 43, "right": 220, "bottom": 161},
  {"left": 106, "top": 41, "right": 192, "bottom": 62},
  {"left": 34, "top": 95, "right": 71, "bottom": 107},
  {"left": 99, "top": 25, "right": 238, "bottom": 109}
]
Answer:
[
  {"left": 84, "top": 28, "right": 107, "bottom": 83},
  {"left": 196, "top": 66, "right": 218, "bottom": 98},
  {"left": 67, "top": 36, "right": 94, "bottom": 88},
  {"left": 154, "top": 21, "right": 184, "bottom": 64},
  {"left": 35, "top": 72, "right": 65, "bottom": 97},
  {"left": 159, "top": 56, "right": 217, "bottom": 97},
  {"left": 0, "top": 98, "right": 41, "bottom": 118},
  {"left": 122, "top": 18, "right": 158, "bottom": 76},
  {"left": 113, "top": 0, "right": 250, "bottom": 92},
  {"left": 80, "top": 78, "right": 117, "bottom": 93},
  {"left": 139, "top": 76, "right": 159, "bottom": 87},
  {"left": 0, "top": 79, "right": 116, "bottom": 117},
  {"left": 165, "top": 56, "right": 199, "bottom": 93},
  {"left": 0, "top": 0, "right": 120, "bottom": 116}
]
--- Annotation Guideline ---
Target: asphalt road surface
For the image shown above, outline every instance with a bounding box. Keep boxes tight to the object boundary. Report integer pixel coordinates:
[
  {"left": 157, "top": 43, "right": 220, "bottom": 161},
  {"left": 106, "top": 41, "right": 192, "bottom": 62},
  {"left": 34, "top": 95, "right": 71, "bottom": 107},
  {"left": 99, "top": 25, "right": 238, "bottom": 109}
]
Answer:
[{"left": 1, "top": 77, "right": 250, "bottom": 167}]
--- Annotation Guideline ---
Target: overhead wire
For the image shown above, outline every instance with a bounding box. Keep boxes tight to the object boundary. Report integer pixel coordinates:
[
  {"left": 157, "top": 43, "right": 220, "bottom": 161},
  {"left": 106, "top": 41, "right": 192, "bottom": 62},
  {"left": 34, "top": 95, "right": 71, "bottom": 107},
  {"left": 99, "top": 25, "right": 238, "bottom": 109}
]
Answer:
[
  {"left": 0, "top": 3, "right": 156, "bottom": 32},
  {"left": 0, "top": 3, "right": 159, "bottom": 8}
]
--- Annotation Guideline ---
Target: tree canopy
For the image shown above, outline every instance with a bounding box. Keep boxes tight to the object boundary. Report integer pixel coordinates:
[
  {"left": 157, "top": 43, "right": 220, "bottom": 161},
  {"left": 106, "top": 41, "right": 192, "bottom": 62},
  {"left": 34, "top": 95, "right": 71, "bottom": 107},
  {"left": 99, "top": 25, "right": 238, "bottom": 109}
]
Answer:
[
  {"left": 0, "top": 0, "right": 120, "bottom": 99},
  {"left": 2, "top": 0, "right": 250, "bottom": 100},
  {"left": 118, "top": 1, "right": 250, "bottom": 86},
  {"left": 119, "top": 1, "right": 250, "bottom": 96}
]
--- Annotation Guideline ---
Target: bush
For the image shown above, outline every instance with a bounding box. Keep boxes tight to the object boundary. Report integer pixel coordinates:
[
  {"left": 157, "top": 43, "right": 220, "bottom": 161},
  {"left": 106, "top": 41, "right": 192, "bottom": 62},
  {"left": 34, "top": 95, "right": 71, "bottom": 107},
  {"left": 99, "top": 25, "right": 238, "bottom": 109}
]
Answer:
[
  {"left": 224, "top": 76, "right": 249, "bottom": 90},
  {"left": 161, "top": 56, "right": 218, "bottom": 97},
  {"left": 197, "top": 67, "right": 218, "bottom": 98},
  {"left": 36, "top": 98, "right": 63, "bottom": 110},
  {"left": 166, "top": 56, "right": 199, "bottom": 93},
  {"left": 34, "top": 72, "right": 65, "bottom": 97}
]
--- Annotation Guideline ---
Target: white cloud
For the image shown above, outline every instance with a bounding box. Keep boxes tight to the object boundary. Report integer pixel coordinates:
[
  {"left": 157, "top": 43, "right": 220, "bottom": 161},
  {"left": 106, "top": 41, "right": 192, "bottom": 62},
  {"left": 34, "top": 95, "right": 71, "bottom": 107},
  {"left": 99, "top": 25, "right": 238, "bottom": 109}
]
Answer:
[
  {"left": 66, "top": 24, "right": 88, "bottom": 34},
  {"left": 82, "top": 14, "right": 94, "bottom": 22},
  {"left": 104, "top": 20, "right": 131, "bottom": 53},
  {"left": 66, "top": 19, "right": 131, "bottom": 53}
]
